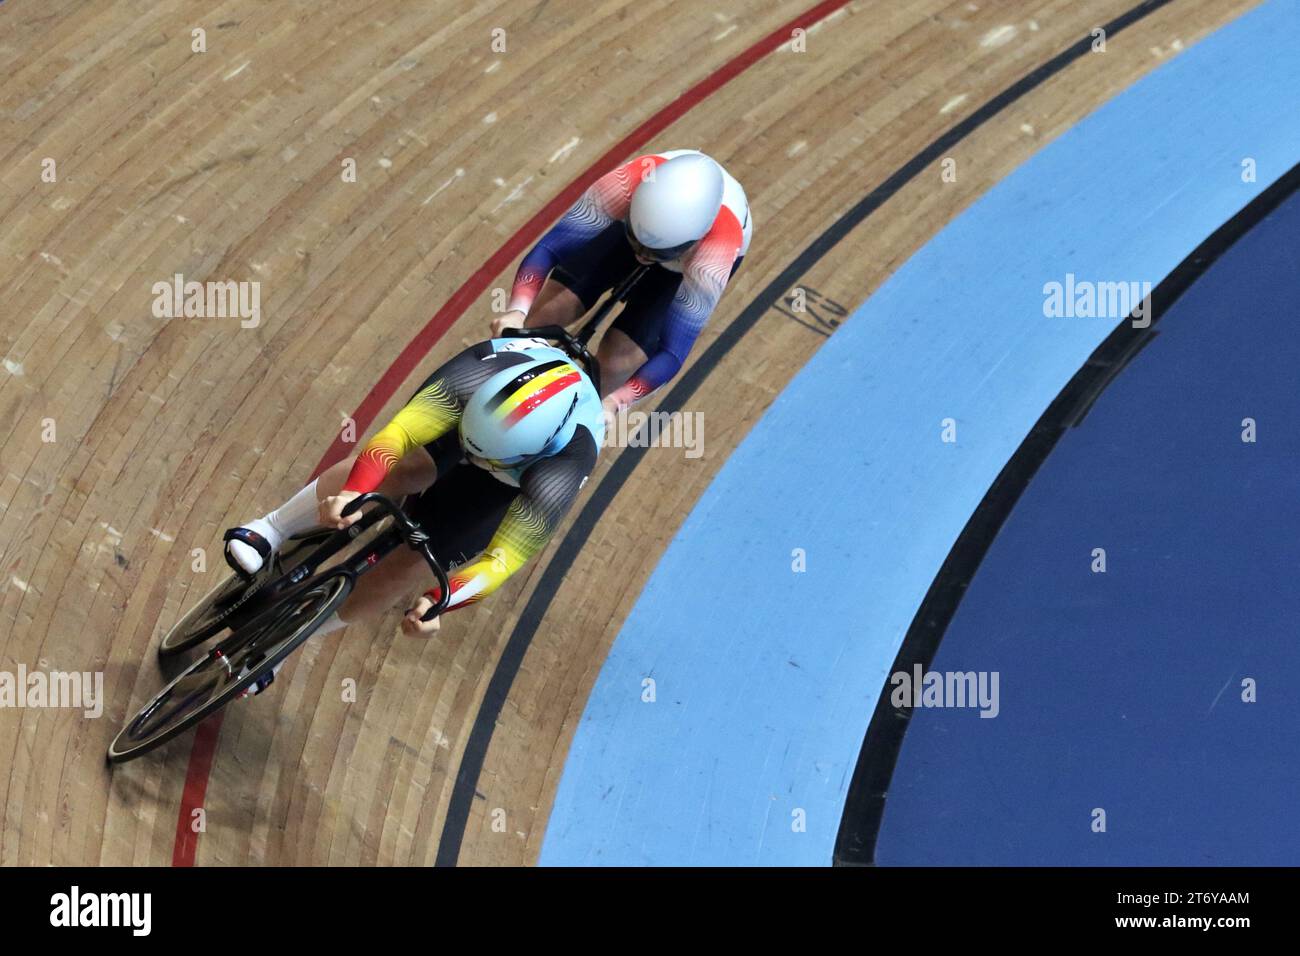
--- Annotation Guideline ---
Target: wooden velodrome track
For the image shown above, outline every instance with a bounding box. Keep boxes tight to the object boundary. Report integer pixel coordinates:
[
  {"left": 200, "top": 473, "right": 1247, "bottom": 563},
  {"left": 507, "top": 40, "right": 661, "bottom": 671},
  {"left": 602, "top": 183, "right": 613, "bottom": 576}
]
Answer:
[{"left": 0, "top": 0, "right": 1257, "bottom": 866}]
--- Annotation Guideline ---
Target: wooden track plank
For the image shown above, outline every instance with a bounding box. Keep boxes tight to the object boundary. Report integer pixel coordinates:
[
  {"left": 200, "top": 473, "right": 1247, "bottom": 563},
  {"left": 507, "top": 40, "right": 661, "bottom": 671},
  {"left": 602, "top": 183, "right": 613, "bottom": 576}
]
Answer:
[{"left": 0, "top": 0, "right": 1258, "bottom": 866}]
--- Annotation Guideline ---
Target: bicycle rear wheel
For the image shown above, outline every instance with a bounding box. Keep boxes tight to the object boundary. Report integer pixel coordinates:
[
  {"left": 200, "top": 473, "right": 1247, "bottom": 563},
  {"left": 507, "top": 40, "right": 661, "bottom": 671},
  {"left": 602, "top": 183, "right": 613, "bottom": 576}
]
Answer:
[
  {"left": 158, "top": 529, "right": 333, "bottom": 657},
  {"left": 108, "top": 570, "right": 351, "bottom": 764}
]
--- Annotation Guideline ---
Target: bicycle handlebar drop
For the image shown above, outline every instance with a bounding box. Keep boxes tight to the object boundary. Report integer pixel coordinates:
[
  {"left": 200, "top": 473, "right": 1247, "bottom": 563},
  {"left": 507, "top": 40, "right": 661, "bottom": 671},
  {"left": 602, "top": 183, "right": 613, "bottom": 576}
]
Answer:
[{"left": 341, "top": 493, "right": 450, "bottom": 621}]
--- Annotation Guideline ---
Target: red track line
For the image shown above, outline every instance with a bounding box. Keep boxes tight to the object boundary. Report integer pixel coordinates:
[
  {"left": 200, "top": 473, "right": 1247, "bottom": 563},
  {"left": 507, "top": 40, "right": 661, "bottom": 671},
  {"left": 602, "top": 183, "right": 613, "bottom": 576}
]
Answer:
[
  {"left": 171, "top": 0, "right": 854, "bottom": 867},
  {"left": 171, "top": 716, "right": 221, "bottom": 865}
]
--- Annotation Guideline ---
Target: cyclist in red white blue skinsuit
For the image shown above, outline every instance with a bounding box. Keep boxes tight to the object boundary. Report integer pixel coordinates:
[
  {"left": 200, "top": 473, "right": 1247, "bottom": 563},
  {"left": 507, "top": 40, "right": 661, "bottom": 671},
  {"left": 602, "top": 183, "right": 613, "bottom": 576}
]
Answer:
[{"left": 491, "top": 149, "right": 753, "bottom": 425}]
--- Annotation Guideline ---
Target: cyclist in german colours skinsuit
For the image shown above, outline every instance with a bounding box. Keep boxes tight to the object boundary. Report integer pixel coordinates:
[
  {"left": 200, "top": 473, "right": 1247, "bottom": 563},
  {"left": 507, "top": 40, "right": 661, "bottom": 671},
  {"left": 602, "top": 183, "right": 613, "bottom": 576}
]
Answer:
[{"left": 220, "top": 150, "right": 749, "bottom": 677}]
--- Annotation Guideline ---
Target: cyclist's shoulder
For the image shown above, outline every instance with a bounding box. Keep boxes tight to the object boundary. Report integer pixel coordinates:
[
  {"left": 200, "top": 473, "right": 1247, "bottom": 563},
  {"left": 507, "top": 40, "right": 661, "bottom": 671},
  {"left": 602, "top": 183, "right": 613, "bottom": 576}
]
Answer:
[{"left": 526, "top": 422, "right": 600, "bottom": 477}]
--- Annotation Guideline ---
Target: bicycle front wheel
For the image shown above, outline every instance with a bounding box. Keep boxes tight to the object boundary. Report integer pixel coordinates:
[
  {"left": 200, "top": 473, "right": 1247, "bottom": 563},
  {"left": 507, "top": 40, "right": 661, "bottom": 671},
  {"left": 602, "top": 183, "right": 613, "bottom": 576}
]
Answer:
[
  {"left": 109, "top": 570, "right": 351, "bottom": 764},
  {"left": 158, "top": 529, "right": 335, "bottom": 658}
]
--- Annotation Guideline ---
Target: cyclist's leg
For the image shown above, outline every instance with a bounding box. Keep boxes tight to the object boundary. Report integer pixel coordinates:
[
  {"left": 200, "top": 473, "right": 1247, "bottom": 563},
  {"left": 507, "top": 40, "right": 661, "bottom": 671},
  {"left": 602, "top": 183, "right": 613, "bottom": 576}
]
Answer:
[
  {"left": 593, "top": 328, "right": 647, "bottom": 397},
  {"left": 596, "top": 265, "right": 679, "bottom": 395},
  {"left": 597, "top": 255, "right": 744, "bottom": 396},
  {"left": 335, "top": 546, "right": 426, "bottom": 623},
  {"left": 524, "top": 279, "right": 584, "bottom": 327},
  {"left": 524, "top": 221, "right": 633, "bottom": 330},
  {"left": 339, "top": 461, "right": 517, "bottom": 624}
]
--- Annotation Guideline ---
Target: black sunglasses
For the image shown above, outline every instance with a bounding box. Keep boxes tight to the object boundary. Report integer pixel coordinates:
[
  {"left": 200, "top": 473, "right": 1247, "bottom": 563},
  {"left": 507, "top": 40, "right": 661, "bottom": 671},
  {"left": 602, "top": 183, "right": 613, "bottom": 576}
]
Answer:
[{"left": 624, "top": 221, "right": 697, "bottom": 263}]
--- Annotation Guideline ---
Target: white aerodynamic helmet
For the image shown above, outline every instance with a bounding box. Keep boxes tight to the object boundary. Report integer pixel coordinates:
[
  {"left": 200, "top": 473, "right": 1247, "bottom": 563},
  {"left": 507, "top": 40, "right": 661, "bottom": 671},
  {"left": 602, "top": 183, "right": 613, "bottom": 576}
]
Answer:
[{"left": 627, "top": 153, "right": 725, "bottom": 261}]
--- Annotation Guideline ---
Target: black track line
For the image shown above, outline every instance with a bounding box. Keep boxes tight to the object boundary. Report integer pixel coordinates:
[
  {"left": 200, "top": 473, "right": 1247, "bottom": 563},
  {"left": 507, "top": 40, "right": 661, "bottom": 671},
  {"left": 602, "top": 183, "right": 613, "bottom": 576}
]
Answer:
[
  {"left": 833, "top": 159, "right": 1300, "bottom": 866},
  {"left": 436, "top": 0, "right": 1180, "bottom": 866}
]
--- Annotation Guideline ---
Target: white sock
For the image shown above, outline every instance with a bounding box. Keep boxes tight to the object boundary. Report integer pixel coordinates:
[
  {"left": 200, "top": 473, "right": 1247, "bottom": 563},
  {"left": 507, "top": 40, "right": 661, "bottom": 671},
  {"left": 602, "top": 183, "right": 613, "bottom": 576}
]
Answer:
[{"left": 230, "top": 478, "right": 322, "bottom": 574}]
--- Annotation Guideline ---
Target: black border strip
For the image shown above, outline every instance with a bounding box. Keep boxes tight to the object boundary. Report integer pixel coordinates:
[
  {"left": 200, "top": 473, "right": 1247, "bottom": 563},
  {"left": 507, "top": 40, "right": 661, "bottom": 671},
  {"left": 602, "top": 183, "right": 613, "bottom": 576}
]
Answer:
[
  {"left": 833, "top": 159, "right": 1300, "bottom": 866},
  {"left": 435, "top": 0, "right": 1180, "bottom": 866}
]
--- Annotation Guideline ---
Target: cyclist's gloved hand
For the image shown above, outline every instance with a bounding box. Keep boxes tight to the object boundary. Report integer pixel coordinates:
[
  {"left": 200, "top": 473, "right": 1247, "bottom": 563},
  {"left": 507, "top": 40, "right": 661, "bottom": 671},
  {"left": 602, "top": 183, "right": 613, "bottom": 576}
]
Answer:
[
  {"left": 401, "top": 594, "right": 442, "bottom": 636},
  {"left": 490, "top": 309, "right": 526, "bottom": 338},
  {"left": 320, "top": 490, "right": 362, "bottom": 529}
]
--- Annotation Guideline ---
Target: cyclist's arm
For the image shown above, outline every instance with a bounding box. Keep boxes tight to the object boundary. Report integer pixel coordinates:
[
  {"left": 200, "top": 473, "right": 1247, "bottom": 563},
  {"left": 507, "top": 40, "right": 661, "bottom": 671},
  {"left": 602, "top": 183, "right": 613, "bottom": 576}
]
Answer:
[
  {"left": 507, "top": 154, "right": 668, "bottom": 316},
  {"left": 606, "top": 207, "right": 744, "bottom": 411},
  {"left": 428, "top": 425, "right": 597, "bottom": 611},
  {"left": 341, "top": 341, "right": 496, "bottom": 493}
]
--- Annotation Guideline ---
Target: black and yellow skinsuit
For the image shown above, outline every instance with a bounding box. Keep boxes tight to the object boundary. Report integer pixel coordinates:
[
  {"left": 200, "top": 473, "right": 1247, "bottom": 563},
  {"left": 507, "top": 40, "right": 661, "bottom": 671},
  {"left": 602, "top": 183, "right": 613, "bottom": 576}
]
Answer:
[{"left": 342, "top": 340, "right": 599, "bottom": 611}]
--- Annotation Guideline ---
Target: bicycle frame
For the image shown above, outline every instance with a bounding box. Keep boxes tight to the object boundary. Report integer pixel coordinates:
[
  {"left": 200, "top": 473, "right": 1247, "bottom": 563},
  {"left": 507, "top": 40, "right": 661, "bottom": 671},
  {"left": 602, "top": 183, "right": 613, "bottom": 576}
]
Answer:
[
  {"left": 223, "top": 494, "right": 451, "bottom": 635},
  {"left": 498, "top": 264, "right": 648, "bottom": 395}
]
